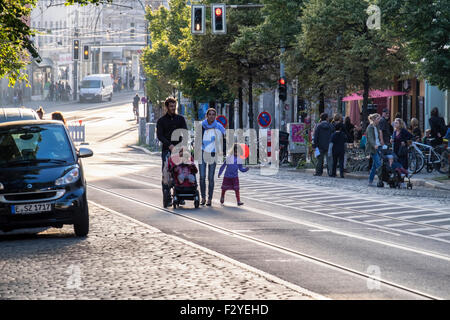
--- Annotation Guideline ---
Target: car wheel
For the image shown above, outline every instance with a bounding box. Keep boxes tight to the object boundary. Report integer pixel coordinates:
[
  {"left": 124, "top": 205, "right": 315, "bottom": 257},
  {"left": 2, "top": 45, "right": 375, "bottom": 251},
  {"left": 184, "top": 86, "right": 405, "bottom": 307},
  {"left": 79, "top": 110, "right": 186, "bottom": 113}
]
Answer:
[
  {"left": 74, "top": 195, "right": 89, "bottom": 237},
  {"left": 108, "top": 94, "right": 112, "bottom": 102}
]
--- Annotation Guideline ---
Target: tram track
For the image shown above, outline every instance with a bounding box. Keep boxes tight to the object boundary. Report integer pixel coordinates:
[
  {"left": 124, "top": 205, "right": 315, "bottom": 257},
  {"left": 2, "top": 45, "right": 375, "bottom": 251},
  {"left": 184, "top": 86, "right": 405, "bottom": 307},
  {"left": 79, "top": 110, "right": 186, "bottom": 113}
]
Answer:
[{"left": 88, "top": 183, "right": 443, "bottom": 300}]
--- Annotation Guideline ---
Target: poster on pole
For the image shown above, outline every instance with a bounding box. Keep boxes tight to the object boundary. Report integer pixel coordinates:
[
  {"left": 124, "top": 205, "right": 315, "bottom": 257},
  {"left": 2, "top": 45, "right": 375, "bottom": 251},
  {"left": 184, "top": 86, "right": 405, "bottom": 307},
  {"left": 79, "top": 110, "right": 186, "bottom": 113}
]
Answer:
[{"left": 288, "top": 123, "right": 307, "bottom": 153}]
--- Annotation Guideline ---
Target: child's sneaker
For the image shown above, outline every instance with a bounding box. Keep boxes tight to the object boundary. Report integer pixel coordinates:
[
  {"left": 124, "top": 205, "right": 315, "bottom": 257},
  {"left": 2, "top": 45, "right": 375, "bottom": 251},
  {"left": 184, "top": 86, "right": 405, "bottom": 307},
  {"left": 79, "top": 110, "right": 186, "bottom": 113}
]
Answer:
[
  {"left": 237, "top": 202, "right": 244, "bottom": 206},
  {"left": 220, "top": 196, "right": 224, "bottom": 205}
]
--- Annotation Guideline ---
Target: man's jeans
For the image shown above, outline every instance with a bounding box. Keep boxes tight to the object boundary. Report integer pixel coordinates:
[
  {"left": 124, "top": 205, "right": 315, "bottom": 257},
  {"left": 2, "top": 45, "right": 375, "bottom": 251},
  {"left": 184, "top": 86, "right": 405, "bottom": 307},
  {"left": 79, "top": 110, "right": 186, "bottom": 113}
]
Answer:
[
  {"left": 369, "top": 149, "right": 381, "bottom": 183},
  {"left": 315, "top": 149, "right": 327, "bottom": 175},
  {"left": 199, "top": 152, "right": 217, "bottom": 201},
  {"left": 161, "top": 150, "right": 171, "bottom": 198}
]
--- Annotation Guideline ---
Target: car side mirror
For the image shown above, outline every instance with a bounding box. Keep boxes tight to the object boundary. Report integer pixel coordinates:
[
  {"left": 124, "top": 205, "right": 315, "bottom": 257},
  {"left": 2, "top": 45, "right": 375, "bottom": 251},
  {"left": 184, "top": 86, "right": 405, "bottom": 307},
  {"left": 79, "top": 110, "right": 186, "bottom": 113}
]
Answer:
[{"left": 78, "top": 148, "right": 93, "bottom": 158}]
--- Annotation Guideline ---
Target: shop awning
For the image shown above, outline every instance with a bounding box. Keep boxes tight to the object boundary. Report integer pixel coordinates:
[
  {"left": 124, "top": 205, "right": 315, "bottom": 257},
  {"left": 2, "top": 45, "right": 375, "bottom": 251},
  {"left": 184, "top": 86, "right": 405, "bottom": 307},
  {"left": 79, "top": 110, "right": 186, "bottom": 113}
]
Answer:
[{"left": 343, "top": 90, "right": 407, "bottom": 101}]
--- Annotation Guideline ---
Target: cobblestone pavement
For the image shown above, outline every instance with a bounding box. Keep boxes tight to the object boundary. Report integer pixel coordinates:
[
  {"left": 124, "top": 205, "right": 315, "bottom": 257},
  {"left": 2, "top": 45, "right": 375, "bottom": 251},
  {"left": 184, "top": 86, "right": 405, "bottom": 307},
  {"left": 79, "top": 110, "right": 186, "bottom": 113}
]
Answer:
[{"left": 0, "top": 202, "right": 318, "bottom": 300}]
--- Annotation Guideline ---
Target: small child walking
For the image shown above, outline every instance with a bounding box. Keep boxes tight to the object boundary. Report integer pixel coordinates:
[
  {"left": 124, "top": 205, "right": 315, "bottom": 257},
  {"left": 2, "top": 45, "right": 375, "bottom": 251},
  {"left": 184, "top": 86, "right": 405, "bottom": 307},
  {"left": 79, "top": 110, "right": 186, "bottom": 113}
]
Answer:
[{"left": 218, "top": 144, "right": 249, "bottom": 206}]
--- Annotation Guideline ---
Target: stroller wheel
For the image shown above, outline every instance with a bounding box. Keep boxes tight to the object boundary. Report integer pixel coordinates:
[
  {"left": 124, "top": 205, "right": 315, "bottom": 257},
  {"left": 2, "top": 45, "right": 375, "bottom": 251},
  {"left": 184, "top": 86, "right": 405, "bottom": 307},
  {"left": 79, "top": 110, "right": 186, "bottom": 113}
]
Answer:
[
  {"left": 407, "top": 182, "right": 413, "bottom": 190},
  {"left": 163, "top": 189, "right": 170, "bottom": 208},
  {"left": 194, "top": 200, "right": 200, "bottom": 209}
]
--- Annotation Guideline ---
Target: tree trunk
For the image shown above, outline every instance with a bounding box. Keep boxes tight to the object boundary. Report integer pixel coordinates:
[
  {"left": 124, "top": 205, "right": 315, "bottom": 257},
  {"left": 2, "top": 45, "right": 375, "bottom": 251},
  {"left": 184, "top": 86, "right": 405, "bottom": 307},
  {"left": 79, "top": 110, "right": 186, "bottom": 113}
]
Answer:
[
  {"left": 248, "top": 69, "right": 254, "bottom": 129},
  {"left": 238, "top": 77, "right": 244, "bottom": 129},
  {"left": 319, "top": 86, "right": 325, "bottom": 115},
  {"left": 362, "top": 66, "right": 370, "bottom": 131},
  {"left": 193, "top": 100, "right": 198, "bottom": 121},
  {"left": 228, "top": 102, "right": 234, "bottom": 129}
]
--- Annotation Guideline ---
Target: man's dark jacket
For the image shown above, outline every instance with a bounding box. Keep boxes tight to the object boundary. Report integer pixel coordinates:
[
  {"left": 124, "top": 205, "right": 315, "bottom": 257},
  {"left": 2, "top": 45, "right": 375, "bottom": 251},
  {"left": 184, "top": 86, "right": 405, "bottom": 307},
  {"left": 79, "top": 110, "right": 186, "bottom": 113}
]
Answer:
[
  {"left": 156, "top": 113, "right": 187, "bottom": 151},
  {"left": 313, "top": 121, "right": 333, "bottom": 151}
]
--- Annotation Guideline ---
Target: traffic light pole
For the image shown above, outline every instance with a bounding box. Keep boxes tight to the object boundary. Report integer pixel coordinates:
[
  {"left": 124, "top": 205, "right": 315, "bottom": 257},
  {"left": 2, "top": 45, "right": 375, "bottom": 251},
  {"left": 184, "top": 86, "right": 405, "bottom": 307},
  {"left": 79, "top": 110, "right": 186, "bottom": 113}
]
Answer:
[{"left": 279, "top": 45, "right": 286, "bottom": 131}]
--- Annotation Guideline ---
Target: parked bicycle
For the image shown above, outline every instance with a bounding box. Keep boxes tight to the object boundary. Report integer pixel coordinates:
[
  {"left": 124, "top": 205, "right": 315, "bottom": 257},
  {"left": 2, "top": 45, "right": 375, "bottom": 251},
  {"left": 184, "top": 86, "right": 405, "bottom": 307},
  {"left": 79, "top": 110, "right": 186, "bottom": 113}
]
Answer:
[{"left": 407, "top": 140, "right": 449, "bottom": 174}]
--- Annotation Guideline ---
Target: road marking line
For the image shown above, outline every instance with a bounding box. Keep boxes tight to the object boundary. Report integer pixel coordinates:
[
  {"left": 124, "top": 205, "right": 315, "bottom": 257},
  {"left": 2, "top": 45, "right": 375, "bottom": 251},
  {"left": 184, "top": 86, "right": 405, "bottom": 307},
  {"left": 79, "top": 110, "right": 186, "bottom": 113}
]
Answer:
[
  {"left": 430, "top": 233, "right": 450, "bottom": 238},
  {"left": 420, "top": 218, "right": 450, "bottom": 224}
]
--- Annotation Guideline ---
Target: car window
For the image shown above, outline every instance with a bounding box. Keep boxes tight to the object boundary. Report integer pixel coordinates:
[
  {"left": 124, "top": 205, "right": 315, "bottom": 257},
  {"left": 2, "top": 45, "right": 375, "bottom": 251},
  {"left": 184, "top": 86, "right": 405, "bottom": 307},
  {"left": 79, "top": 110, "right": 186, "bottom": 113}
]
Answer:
[
  {"left": 81, "top": 80, "right": 100, "bottom": 88},
  {"left": 0, "top": 125, "right": 74, "bottom": 166}
]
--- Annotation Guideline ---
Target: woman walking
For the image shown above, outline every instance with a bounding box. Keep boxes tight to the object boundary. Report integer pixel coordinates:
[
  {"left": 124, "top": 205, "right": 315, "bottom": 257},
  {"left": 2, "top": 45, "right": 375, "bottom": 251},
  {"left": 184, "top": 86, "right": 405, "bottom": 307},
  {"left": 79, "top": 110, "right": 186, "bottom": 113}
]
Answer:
[
  {"left": 218, "top": 144, "right": 249, "bottom": 206},
  {"left": 366, "top": 113, "right": 382, "bottom": 187},
  {"left": 200, "top": 108, "right": 226, "bottom": 206},
  {"left": 410, "top": 117, "right": 422, "bottom": 142},
  {"left": 391, "top": 118, "right": 413, "bottom": 169}
]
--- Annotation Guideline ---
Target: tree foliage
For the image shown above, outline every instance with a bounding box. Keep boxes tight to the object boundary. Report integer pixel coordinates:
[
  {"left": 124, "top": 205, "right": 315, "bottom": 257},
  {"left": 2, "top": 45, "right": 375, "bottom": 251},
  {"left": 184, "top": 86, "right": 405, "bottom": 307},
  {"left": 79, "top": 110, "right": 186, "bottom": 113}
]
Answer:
[{"left": 0, "top": 0, "right": 111, "bottom": 86}]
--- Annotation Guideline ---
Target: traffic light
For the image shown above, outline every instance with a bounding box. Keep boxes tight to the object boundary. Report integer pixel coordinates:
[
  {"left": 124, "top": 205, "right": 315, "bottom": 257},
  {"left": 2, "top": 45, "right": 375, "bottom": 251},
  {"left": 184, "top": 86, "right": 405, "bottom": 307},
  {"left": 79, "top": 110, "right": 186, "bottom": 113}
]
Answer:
[
  {"left": 278, "top": 77, "right": 287, "bottom": 101},
  {"left": 212, "top": 4, "right": 226, "bottom": 34},
  {"left": 83, "top": 45, "right": 90, "bottom": 61},
  {"left": 73, "top": 39, "right": 80, "bottom": 60},
  {"left": 191, "top": 5, "right": 205, "bottom": 35}
]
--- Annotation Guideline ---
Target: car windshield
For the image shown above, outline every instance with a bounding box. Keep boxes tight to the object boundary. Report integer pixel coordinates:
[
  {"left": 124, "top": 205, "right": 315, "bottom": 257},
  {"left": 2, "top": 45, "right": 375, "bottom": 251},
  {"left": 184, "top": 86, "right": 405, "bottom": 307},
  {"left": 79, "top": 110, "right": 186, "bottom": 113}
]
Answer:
[
  {"left": 81, "top": 80, "right": 101, "bottom": 88},
  {"left": 0, "top": 125, "right": 74, "bottom": 167}
]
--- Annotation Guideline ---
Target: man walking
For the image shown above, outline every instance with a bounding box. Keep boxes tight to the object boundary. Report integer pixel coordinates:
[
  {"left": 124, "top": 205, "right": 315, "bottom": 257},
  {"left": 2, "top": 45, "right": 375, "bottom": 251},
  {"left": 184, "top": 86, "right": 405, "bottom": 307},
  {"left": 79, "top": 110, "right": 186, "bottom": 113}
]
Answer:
[
  {"left": 378, "top": 108, "right": 392, "bottom": 147},
  {"left": 157, "top": 97, "right": 187, "bottom": 206},
  {"left": 133, "top": 93, "right": 140, "bottom": 123},
  {"left": 313, "top": 113, "right": 333, "bottom": 176}
]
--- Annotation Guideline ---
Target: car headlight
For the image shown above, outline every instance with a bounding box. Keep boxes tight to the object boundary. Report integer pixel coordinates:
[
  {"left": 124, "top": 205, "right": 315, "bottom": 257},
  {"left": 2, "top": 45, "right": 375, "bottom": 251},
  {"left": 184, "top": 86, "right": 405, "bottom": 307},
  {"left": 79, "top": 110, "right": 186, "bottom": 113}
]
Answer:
[
  {"left": 0, "top": 182, "right": 4, "bottom": 191},
  {"left": 55, "top": 168, "right": 80, "bottom": 186}
]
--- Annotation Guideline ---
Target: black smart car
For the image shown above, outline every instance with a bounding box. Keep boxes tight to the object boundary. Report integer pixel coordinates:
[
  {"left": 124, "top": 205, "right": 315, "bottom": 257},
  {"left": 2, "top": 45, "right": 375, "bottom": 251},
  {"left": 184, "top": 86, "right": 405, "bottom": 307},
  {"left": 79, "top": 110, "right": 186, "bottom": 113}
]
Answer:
[{"left": 0, "top": 121, "right": 93, "bottom": 237}]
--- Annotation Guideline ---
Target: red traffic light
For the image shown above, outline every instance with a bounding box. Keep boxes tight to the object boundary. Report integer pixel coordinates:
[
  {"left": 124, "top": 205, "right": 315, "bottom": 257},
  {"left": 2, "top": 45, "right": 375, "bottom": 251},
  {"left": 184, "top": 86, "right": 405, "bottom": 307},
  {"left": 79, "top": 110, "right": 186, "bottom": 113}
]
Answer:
[
  {"left": 215, "top": 8, "right": 223, "bottom": 16},
  {"left": 279, "top": 78, "right": 286, "bottom": 85}
]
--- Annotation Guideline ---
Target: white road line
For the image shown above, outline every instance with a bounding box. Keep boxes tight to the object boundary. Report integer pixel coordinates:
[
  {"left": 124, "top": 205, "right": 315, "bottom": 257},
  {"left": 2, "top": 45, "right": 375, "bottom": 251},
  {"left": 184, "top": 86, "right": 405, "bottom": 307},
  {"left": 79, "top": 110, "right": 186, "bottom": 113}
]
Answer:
[
  {"left": 347, "top": 215, "right": 371, "bottom": 219},
  {"left": 406, "top": 227, "right": 436, "bottom": 232},
  {"left": 430, "top": 233, "right": 450, "bottom": 238},
  {"left": 385, "top": 223, "right": 415, "bottom": 228},
  {"left": 420, "top": 218, "right": 450, "bottom": 224},
  {"left": 397, "top": 213, "right": 448, "bottom": 220},
  {"left": 364, "top": 218, "right": 392, "bottom": 223}
]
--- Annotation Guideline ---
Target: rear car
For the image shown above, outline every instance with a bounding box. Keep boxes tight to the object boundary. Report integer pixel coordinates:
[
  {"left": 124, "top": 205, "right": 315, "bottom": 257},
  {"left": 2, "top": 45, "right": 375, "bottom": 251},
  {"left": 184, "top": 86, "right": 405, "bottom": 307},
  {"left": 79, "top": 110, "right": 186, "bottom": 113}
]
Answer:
[
  {"left": 0, "top": 121, "right": 93, "bottom": 237},
  {"left": 0, "top": 108, "right": 39, "bottom": 123}
]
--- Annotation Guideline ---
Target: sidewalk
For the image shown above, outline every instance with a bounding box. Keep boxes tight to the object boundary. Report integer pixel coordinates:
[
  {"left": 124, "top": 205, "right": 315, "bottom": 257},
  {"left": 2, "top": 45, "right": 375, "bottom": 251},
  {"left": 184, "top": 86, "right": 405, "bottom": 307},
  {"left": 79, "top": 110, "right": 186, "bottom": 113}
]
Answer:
[
  {"left": 294, "top": 168, "right": 450, "bottom": 191},
  {"left": 0, "top": 90, "right": 140, "bottom": 111},
  {"left": 0, "top": 202, "right": 321, "bottom": 300},
  {"left": 131, "top": 145, "right": 450, "bottom": 192}
]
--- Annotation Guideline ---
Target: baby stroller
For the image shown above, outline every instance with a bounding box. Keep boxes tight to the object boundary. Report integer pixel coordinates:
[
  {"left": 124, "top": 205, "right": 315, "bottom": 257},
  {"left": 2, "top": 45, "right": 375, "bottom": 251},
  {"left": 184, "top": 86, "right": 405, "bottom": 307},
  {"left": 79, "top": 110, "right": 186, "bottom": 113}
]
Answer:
[
  {"left": 163, "top": 152, "right": 200, "bottom": 209},
  {"left": 377, "top": 148, "right": 413, "bottom": 189}
]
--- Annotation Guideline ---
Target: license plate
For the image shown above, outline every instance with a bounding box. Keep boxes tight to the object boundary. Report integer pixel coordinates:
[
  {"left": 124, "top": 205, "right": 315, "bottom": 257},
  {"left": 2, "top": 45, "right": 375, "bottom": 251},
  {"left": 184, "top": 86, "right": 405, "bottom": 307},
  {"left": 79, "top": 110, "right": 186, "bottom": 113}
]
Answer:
[{"left": 12, "top": 203, "right": 52, "bottom": 215}]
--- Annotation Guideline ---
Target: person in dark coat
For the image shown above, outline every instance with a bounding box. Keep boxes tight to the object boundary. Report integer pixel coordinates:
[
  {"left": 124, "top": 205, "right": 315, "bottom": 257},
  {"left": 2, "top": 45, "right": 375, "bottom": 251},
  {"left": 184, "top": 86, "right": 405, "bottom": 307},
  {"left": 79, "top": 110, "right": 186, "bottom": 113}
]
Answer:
[
  {"left": 391, "top": 118, "right": 413, "bottom": 169},
  {"left": 429, "top": 107, "right": 447, "bottom": 147},
  {"left": 313, "top": 113, "right": 333, "bottom": 176},
  {"left": 343, "top": 116, "right": 355, "bottom": 144},
  {"left": 329, "top": 122, "right": 347, "bottom": 178}
]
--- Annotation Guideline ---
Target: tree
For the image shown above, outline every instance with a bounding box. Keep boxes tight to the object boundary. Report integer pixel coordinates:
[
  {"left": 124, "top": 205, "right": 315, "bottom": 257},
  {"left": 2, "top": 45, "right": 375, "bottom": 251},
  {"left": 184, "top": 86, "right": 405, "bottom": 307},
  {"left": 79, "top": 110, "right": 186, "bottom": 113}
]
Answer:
[
  {"left": 292, "top": 0, "right": 409, "bottom": 126},
  {"left": 384, "top": 0, "right": 450, "bottom": 91},
  {"left": 0, "top": 0, "right": 111, "bottom": 86}
]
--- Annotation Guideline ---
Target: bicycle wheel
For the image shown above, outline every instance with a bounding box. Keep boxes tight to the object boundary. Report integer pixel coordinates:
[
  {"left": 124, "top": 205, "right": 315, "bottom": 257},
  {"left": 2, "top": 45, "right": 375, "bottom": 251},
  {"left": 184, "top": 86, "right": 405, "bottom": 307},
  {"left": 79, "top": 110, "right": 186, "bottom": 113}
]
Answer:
[
  {"left": 407, "top": 148, "right": 418, "bottom": 173},
  {"left": 437, "top": 150, "right": 449, "bottom": 174}
]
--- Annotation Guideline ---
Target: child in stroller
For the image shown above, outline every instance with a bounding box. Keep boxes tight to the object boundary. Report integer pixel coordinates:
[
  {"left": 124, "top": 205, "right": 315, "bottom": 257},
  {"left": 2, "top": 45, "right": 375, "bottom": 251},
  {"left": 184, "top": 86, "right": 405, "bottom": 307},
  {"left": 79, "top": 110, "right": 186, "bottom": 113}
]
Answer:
[
  {"left": 377, "top": 149, "right": 413, "bottom": 189},
  {"left": 167, "top": 149, "right": 200, "bottom": 209}
]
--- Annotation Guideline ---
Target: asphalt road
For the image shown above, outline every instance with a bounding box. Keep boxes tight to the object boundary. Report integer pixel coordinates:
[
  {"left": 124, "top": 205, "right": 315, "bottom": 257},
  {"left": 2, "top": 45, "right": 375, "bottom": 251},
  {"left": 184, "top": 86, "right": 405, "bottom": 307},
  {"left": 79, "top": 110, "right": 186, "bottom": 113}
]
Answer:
[
  {"left": 4, "top": 97, "right": 450, "bottom": 300},
  {"left": 63, "top": 99, "right": 449, "bottom": 300}
]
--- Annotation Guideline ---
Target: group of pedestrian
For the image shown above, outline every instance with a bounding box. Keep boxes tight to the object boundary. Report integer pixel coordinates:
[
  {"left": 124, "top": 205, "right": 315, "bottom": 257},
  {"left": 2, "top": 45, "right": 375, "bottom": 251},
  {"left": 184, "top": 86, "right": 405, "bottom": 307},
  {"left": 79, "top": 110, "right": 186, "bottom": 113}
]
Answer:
[
  {"left": 48, "top": 81, "right": 71, "bottom": 102},
  {"left": 312, "top": 113, "right": 355, "bottom": 178},
  {"left": 156, "top": 97, "right": 249, "bottom": 208},
  {"left": 313, "top": 106, "right": 449, "bottom": 186}
]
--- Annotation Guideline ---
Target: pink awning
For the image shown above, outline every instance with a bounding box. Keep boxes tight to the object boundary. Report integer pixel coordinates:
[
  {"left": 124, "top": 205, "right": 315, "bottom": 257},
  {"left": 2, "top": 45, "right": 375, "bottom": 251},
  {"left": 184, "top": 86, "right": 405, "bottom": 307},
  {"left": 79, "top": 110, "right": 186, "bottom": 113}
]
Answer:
[{"left": 343, "top": 90, "right": 407, "bottom": 101}]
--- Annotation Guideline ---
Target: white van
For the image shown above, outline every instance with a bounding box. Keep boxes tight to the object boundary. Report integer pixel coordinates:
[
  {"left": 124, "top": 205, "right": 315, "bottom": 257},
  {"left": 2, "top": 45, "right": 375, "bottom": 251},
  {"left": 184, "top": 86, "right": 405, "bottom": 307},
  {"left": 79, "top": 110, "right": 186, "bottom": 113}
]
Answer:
[{"left": 79, "top": 74, "right": 113, "bottom": 103}]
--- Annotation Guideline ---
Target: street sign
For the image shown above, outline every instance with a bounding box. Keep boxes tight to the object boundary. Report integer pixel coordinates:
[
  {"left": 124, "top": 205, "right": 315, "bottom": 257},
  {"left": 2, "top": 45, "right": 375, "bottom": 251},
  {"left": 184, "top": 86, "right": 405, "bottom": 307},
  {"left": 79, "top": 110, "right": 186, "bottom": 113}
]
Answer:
[
  {"left": 258, "top": 111, "right": 272, "bottom": 128},
  {"left": 216, "top": 115, "right": 228, "bottom": 127}
]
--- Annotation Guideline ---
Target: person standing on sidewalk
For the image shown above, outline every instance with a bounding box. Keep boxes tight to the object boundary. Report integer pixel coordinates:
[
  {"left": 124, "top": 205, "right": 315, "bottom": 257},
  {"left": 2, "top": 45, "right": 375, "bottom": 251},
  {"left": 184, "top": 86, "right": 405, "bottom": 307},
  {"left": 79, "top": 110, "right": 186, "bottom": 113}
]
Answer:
[
  {"left": 200, "top": 108, "right": 226, "bottom": 206},
  {"left": 378, "top": 108, "right": 392, "bottom": 147},
  {"left": 312, "top": 113, "right": 333, "bottom": 176},
  {"left": 366, "top": 113, "right": 382, "bottom": 187},
  {"left": 328, "top": 122, "right": 347, "bottom": 178},
  {"left": 157, "top": 97, "right": 187, "bottom": 206},
  {"left": 391, "top": 118, "right": 413, "bottom": 169}
]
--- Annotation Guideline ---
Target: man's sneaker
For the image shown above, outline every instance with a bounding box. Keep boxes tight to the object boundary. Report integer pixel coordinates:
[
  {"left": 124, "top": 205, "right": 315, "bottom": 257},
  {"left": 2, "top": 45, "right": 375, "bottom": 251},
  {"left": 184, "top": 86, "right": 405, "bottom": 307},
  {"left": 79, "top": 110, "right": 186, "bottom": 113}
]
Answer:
[
  {"left": 201, "top": 198, "right": 206, "bottom": 206},
  {"left": 237, "top": 202, "right": 244, "bottom": 206}
]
